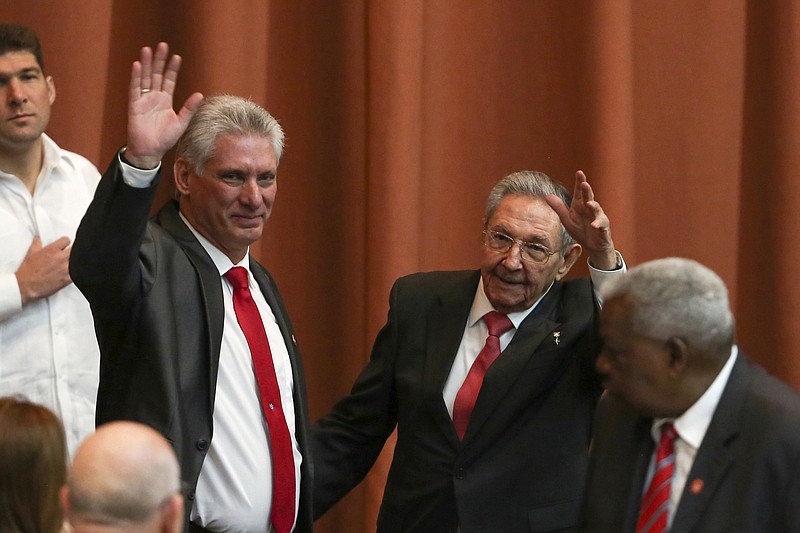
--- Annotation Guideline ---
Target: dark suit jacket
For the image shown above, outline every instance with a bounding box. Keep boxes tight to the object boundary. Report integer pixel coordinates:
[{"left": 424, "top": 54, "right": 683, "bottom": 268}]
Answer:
[
  {"left": 581, "top": 355, "right": 800, "bottom": 533},
  {"left": 312, "top": 270, "right": 603, "bottom": 532},
  {"left": 70, "top": 158, "right": 314, "bottom": 532}
]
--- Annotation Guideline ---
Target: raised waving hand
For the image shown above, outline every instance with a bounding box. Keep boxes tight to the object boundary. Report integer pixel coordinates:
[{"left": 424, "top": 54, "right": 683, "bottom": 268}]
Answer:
[
  {"left": 124, "top": 42, "right": 204, "bottom": 169},
  {"left": 546, "top": 170, "right": 618, "bottom": 270}
]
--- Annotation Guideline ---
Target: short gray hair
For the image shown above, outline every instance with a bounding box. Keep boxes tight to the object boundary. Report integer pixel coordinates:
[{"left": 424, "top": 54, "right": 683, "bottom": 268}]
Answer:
[
  {"left": 175, "top": 94, "right": 285, "bottom": 175},
  {"left": 484, "top": 171, "right": 575, "bottom": 252},
  {"left": 600, "top": 257, "right": 735, "bottom": 352}
]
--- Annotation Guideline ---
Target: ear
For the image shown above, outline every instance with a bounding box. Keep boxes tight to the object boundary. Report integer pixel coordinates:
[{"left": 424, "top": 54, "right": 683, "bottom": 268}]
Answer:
[
  {"left": 555, "top": 243, "right": 582, "bottom": 280},
  {"left": 59, "top": 485, "right": 71, "bottom": 518},
  {"left": 46, "top": 75, "right": 56, "bottom": 105},
  {"left": 173, "top": 157, "right": 192, "bottom": 196},
  {"left": 163, "top": 494, "right": 184, "bottom": 533},
  {"left": 665, "top": 336, "right": 689, "bottom": 378}
]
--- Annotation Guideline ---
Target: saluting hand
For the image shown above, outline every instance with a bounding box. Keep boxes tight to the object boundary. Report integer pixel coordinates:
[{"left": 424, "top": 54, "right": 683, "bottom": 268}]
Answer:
[{"left": 546, "top": 170, "right": 618, "bottom": 270}]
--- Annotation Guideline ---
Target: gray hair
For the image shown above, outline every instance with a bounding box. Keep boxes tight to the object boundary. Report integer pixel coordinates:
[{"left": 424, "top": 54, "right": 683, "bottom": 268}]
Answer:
[
  {"left": 484, "top": 171, "right": 575, "bottom": 252},
  {"left": 600, "top": 257, "right": 735, "bottom": 353},
  {"left": 175, "top": 95, "right": 285, "bottom": 175}
]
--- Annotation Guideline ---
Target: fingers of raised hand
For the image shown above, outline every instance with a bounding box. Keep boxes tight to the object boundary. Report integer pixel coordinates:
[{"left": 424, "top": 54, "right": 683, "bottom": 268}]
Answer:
[
  {"left": 134, "top": 42, "right": 178, "bottom": 98},
  {"left": 161, "top": 54, "right": 182, "bottom": 96}
]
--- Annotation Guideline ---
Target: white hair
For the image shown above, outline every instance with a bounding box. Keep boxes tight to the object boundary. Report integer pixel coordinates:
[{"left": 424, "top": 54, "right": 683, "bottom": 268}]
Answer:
[{"left": 600, "top": 257, "right": 735, "bottom": 351}]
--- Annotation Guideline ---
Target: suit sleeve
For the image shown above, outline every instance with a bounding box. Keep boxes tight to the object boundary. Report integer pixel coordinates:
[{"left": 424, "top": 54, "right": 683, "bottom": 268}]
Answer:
[
  {"left": 310, "top": 280, "right": 403, "bottom": 518},
  {"left": 70, "top": 157, "right": 159, "bottom": 319}
]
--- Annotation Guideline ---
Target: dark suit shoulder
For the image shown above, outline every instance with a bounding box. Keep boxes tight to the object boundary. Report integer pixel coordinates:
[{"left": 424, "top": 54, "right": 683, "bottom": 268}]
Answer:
[
  {"left": 395, "top": 269, "right": 479, "bottom": 292},
  {"left": 738, "top": 356, "right": 800, "bottom": 435}
]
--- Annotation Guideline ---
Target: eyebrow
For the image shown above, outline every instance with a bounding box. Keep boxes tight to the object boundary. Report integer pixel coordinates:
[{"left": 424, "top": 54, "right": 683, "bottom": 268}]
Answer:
[{"left": 491, "top": 225, "right": 554, "bottom": 245}]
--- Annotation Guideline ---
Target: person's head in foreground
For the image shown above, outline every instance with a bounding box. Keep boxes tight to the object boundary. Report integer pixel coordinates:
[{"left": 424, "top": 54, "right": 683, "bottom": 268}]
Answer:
[{"left": 61, "top": 421, "right": 183, "bottom": 533}]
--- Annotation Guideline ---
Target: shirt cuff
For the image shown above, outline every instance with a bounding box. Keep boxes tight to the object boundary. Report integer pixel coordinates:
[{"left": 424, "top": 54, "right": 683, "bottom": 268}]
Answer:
[
  {"left": 118, "top": 151, "right": 160, "bottom": 189},
  {"left": 589, "top": 251, "right": 626, "bottom": 307}
]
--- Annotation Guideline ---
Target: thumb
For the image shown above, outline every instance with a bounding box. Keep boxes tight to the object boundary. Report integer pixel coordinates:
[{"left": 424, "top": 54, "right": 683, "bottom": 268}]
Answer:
[
  {"left": 545, "top": 194, "right": 571, "bottom": 223},
  {"left": 25, "top": 235, "right": 43, "bottom": 256},
  {"left": 177, "top": 92, "right": 204, "bottom": 130}
]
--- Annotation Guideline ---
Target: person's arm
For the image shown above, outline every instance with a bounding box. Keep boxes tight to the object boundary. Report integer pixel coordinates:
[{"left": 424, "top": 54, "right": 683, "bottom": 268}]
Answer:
[
  {"left": 70, "top": 43, "right": 202, "bottom": 312},
  {"left": 310, "top": 280, "right": 404, "bottom": 517}
]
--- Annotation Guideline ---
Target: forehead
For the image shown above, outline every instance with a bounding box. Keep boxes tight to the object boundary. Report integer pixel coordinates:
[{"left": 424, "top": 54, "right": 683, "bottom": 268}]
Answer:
[
  {"left": 486, "top": 194, "right": 561, "bottom": 239},
  {"left": 599, "top": 297, "right": 635, "bottom": 337},
  {"left": 0, "top": 50, "right": 41, "bottom": 73},
  {"left": 206, "top": 133, "right": 277, "bottom": 170}
]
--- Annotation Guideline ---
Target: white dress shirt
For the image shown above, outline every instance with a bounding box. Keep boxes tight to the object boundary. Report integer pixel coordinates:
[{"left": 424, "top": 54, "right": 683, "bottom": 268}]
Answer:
[
  {"left": 645, "top": 345, "right": 738, "bottom": 527},
  {"left": 443, "top": 255, "right": 625, "bottom": 416},
  {"left": 0, "top": 134, "right": 101, "bottom": 456},
  {"left": 120, "top": 160, "right": 301, "bottom": 532}
]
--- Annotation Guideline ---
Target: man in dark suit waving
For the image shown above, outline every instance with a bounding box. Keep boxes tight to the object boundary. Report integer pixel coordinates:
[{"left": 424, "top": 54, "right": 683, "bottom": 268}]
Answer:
[
  {"left": 71, "top": 43, "right": 313, "bottom": 532},
  {"left": 312, "top": 169, "right": 625, "bottom": 532},
  {"left": 582, "top": 257, "right": 800, "bottom": 533}
]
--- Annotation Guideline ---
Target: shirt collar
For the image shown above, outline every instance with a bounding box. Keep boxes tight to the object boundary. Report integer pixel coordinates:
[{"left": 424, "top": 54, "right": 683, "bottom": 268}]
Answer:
[
  {"left": 178, "top": 211, "right": 250, "bottom": 274},
  {"left": 470, "top": 276, "right": 554, "bottom": 330},
  {"left": 0, "top": 133, "right": 60, "bottom": 183},
  {"left": 652, "top": 345, "right": 739, "bottom": 448}
]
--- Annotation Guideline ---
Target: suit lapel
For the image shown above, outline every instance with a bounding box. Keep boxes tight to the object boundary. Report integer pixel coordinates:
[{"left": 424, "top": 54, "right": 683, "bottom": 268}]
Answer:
[
  {"left": 250, "top": 263, "right": 302, "bottom": 380},
  {"left": 421, "top": 272, "right": 481, "bottom": 446},
  {"left": 156, "top": 201, "right": 225, "bottom": 394},
  {"left": 461, "top": 283, "right": 564, "bottom": 444},
  {"left": 670, "top": 357, "right": 751, "bottom": 533}
]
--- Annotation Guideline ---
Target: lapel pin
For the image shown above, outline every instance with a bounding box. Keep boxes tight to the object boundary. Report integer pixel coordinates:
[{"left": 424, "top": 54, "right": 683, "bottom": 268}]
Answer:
[
  {"left": 292, "top": 334, "right": 297, "bottom": 345},
  {"left": 553, "top": 331, "right": 561, "bottom": 345},
  {"left": 690, "top": 478, "right": 704, "bottom": 495}
]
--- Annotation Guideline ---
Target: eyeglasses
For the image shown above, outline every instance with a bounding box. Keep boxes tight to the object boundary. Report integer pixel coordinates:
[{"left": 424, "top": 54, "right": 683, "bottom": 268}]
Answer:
[{"left": 483, "top": 230, "right": 557, "bottom": 264}]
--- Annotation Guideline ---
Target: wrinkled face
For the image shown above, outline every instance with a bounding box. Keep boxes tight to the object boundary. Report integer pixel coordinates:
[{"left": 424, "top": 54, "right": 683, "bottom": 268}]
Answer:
[
  {"left": 0, "top": 51, "right": 54, "bottom": 150},
  {"left": 480, "top": 194, "right": 577, "bottom": 313},
  {"left": 596, "top": 296, "right": 674, "bottom": 416},
  {"left": 175, "top": 133, "right": 277, "bottom": 263}
]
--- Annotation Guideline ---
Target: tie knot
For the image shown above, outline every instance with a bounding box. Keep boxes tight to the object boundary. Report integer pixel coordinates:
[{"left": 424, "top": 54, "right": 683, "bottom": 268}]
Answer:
[
  {"left": 660, "top": 422, "right": 678, "bottom": 444},
  {"left": 484, "top": 311, "right": 513, "bottom": 337},
  {"left": 224, "top": 266, "right": 249, "bottom": 289}
]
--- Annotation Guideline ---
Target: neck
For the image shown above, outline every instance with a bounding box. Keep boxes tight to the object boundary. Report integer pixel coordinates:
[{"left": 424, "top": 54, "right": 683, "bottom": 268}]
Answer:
[{"left": 0, "top": 136, "right": 45, "bottom": 193}]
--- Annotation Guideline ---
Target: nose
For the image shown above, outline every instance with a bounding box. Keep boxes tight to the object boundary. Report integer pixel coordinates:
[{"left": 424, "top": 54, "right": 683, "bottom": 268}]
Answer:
[
  {"left": 238, "top": 179, "right": 263, "bottom": 207},
  {"left": 500, "top": 242, "right": 524, "bottom": 269},
  {"left": 7, "top": 78, "right": 26, "bottom": 104}
]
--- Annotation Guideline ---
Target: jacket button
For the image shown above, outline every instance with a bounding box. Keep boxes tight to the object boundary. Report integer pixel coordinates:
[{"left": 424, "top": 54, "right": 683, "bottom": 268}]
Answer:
[
  {"left": 196, "top": 439, "right": 209, "bottom": 451},
  {"left": 455, "top": 468, "right": 465, "bottom": 480},
  {"left": 187, "top": 490, "right": 195, "bottom": 501}
]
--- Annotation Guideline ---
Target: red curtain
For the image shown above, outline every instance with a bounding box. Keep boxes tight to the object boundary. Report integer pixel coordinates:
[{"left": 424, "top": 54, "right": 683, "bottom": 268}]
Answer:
[{"left": 6, "top": 1, "right": 798, "bottom": 531}]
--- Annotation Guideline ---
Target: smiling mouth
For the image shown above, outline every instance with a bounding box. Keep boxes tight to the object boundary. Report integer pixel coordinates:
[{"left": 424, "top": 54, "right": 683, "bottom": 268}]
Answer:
[{"left": 232, "top": 214, "right": 264, "bottom": 227}]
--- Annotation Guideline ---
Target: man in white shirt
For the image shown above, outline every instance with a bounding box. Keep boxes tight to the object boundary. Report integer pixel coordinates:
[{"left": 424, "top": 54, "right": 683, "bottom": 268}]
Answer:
[
  {"left": 582, "top": 257, "right": 800, "bottom": 533},
  {"left": 71, "top": 43, "right": 313, "bottom": 532},
  {"left": 0, "top": 23, "right": 100, "bottom": 457},
  {"left": 62, "top": 421, "right": 184, "bottom": 533}
]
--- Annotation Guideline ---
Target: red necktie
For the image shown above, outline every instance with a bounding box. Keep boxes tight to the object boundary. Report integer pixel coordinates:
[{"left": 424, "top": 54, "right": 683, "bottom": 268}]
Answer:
[
  {"left": 637, "top": 423, "right": 678, "bottom": 533},
  {"left": 225, "top": 267, "right": 295, "bottom": 533},
  {"left": 452, "top": 311, "right": 514, "bottom": 440}
]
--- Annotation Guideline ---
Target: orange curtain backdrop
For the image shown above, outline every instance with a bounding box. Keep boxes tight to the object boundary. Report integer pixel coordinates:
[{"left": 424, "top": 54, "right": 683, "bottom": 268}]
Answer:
[{"left": 4, "top": 1, "right": 799, "bottom": 532}]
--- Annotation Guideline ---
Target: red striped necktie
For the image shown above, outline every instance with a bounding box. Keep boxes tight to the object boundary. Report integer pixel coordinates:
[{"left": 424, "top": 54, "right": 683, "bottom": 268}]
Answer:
[{"left": 637, "top": 422, "right": 678, "bottom": 533}]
